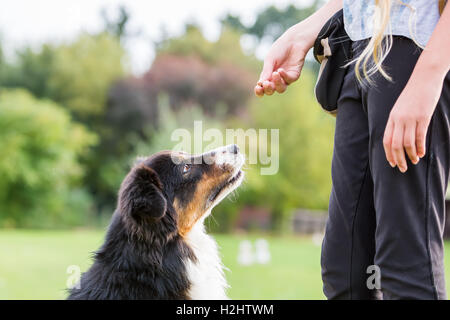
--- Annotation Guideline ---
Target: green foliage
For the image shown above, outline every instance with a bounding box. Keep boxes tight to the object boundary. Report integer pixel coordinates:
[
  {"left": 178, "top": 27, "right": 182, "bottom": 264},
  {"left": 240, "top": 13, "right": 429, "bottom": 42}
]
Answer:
[
  {"left": 0, "top": 33, "right": 126, "bottom": 117},
  {"left": 0, "top": 45, "right": 55, "bottom": 98},
  {"left": 0, "top": 89, "right": 97, "bottom": 227},
  {"left": 0, "top": 44, "right": 8, "bottom": 85},
  {"left": 0, "top": 32, "right": 129, "bottom": 216},
  {"left": 48, "top": 33, "right": 127, "bottom": 116},
  {"left": 0, "top": 4, "right": 335, "bottom": 230},
  {"left": 222, "top": 2, "right": 322, "bottom": 41},
  {"left": 157, "top": 24, "right": 260, "bottom": 73},
  {"left": 132, "top": 96, "right": 226, "bottom": 159},
  {"left": 144, "top": 52, "right": 255, "bottom": 116},
  {"left": 244, "top": 70, "right": 335, "bottom": 229},
  {"left": 197, "top": 70, "right": 334, "bottom": 232}
]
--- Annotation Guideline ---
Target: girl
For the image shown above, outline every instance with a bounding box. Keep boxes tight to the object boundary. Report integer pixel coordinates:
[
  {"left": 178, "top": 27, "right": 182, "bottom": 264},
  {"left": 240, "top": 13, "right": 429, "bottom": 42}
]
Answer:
[{"left": 256, "top": 0, "right": 450, "bottom": 299}]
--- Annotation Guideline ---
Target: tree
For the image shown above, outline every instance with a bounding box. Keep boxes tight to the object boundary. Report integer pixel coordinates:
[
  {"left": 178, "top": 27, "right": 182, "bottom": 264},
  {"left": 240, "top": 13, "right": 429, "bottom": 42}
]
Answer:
[
  {"left": 222, "top": 2, "right": 322, "bottom": 42},
  {"left": 156, "top": 24, "right": 260, "bottom": 73},
  {"left": 0, "top": 33, "right": 127, "bottom": 117},
  {"left": 48, "top": 33, "right": 127, "bottom": 116},
  {"left": 0, "top": 12, "right": 129, "bottom": 222},
  {"left": 101, "top": 5, "right": 134, "bottom": 41},
  {"left": 0, "top": 44, "right": 55, "bottom": 99},
  {"left": 0, "top": 89, "right": 97, "bottom": 227},
  {"left": 143, "top": 53, "right": 255, "bottom": 116}
]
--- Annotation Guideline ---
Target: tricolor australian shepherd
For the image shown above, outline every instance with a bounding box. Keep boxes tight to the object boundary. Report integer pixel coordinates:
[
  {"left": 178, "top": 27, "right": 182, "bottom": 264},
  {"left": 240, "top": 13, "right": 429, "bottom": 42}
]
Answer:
[{"left": 68, "top": 145, "right": 244, "bottom": 300}]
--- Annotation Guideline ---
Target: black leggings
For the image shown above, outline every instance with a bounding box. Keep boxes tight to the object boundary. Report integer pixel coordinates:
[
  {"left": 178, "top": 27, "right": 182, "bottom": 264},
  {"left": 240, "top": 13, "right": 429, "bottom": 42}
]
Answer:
[{"left": 321, "top": 36, "right": 450, "bottom": 300}]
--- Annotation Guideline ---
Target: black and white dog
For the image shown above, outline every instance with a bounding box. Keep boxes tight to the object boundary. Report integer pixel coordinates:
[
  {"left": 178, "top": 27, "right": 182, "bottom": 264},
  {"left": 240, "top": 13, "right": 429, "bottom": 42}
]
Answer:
[{"left": 68, "top": 145, "right": 244, "bottom": 299}]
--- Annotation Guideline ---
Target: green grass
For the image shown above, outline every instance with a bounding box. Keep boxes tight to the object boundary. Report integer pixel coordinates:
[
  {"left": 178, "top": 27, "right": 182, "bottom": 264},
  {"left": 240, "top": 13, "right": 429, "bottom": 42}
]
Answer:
[{"left": 0, "top": 229, "right": 449, "bottom": 299}]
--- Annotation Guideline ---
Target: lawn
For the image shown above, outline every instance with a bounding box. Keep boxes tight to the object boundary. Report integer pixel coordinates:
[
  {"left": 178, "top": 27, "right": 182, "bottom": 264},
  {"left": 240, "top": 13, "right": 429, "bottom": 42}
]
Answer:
[{"left": 0, "top": 229, "right": 449, "bottom": 299}]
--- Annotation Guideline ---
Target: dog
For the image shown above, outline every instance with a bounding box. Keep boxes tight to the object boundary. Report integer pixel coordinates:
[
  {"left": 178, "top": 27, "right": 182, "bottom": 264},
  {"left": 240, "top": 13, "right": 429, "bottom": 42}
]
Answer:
[{"left": 67, "top": 144, "right": 244, "bottom": 300}]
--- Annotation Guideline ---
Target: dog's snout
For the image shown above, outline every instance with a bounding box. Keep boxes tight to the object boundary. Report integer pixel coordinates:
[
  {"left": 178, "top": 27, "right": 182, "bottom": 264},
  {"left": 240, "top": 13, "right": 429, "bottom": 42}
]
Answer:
[
  {"left": 201, "top": 145, "right": 243, "bottom": 166},
  {"left": 215, "top": 144, "right": 239, "bottom": 155},
  {"left": 222, "top": 144, "right": 239, "bottom": 155}
]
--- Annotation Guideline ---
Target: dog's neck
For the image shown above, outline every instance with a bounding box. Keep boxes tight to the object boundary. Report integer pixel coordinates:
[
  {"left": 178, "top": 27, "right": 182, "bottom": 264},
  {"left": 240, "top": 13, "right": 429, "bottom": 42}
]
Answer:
[{"left": 183, "top": 219, "right": 229, "bottom": 299}]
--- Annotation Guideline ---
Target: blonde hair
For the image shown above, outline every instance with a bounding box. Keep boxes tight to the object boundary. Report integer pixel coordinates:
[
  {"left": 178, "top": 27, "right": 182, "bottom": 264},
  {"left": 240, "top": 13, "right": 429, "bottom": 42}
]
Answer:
[{"left": 354, "top": 0, "right": 425, "bottom": 84}]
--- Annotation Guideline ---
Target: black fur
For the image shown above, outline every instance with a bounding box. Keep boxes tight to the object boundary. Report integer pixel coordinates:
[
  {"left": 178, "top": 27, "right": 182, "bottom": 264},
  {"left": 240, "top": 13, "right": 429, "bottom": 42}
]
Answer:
[
  {"left": 67, "top": 149, "right": 234, "bottom": 300},
  {"left": 67, "top": 153, "right": 197, "bottom": 300}
]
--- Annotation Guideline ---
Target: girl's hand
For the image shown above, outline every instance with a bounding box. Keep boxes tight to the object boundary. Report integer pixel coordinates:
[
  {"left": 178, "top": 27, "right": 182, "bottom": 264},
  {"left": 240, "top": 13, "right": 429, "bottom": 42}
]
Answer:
[
  {"left": 254, "top": 29, "right": 312, "bottom": 97},
  {"left": 254, "top": 0, "right": 343, "bottom": 97},
  {"left": 383, "top": 77, "right": 443, "bottom": 173},
  {"left": 383, "top": 1, "right": 450, "bottom": 173}
]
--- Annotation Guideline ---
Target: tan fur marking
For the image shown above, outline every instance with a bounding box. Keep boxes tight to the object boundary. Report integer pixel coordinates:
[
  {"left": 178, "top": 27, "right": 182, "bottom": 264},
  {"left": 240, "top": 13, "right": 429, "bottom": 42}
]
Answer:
[{"left": 174, "top": 166, "right": 231, "bottom": 237}]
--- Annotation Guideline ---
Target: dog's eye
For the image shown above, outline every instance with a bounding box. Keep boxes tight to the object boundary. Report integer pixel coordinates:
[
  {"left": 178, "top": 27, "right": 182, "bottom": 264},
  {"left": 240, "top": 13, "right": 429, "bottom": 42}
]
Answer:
[{"left": 182, "top": 164, "right": 191, "bottom": 174}]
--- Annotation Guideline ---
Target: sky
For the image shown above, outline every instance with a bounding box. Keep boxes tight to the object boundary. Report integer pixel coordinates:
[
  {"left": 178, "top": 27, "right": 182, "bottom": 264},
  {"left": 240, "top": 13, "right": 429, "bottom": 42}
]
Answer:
[{"left": 0, "top": 0, "right": 313, "bottom": 75}]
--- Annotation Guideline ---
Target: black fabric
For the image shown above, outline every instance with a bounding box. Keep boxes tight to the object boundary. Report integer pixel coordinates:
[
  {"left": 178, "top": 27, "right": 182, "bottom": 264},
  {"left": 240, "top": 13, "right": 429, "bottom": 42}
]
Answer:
[
  {"left": 313, "top": 9, "right": 352, "bottom": 113},
  {"left": 321, "top": 37, "right": 450, "bottom": 300}
]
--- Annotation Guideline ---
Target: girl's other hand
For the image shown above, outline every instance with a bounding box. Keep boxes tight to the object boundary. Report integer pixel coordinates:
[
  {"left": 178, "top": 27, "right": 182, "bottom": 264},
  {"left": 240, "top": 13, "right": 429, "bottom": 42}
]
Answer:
[{"left": 383, "top": 76, "right": 443, "bottom": 173}]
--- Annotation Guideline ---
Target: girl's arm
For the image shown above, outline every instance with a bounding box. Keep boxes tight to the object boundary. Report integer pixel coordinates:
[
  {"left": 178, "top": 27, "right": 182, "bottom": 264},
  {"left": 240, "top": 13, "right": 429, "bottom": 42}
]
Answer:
[
  {"left": 383, "top": 4, "right": 450, "bottom": 172},
  {"left": 255, "top": 0, "right": 343, "bottom": 97}
]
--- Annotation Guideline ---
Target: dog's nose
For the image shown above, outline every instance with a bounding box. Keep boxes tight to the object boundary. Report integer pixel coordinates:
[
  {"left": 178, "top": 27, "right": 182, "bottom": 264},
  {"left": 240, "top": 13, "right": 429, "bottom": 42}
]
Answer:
[{"left": 229, "top": 144, "right": 239, "bottom": 154}]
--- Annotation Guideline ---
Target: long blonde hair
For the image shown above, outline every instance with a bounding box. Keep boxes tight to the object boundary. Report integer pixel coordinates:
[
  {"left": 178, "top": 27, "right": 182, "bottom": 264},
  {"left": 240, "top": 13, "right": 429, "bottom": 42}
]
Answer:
[{"left": 354, "top": 0, "right": 425, "bottom": 83}]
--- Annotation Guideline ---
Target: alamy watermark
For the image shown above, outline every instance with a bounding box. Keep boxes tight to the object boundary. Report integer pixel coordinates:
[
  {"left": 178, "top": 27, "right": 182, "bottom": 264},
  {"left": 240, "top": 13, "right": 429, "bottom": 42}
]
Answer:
[
  {"left": 170, "top": 121, "right": 279, "bottom": 175},
  {"left": 366, "top": 264, "right": 381, "bottom": 290},
  {"left": 66, "top": 265, "right": 81, "bottom": 290}
]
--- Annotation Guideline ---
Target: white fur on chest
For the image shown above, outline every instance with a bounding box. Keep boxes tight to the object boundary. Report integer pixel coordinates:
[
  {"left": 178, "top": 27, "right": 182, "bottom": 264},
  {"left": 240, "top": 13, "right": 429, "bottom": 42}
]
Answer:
[{"left": 184, "top": 222, "right": 229, "bottom": 299}]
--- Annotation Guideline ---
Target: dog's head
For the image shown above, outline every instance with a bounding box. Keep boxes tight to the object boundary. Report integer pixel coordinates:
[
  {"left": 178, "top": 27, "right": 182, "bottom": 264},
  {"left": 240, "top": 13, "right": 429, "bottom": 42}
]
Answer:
[{"left": 118, "top": 145, "right": 244, "bottom": 237}]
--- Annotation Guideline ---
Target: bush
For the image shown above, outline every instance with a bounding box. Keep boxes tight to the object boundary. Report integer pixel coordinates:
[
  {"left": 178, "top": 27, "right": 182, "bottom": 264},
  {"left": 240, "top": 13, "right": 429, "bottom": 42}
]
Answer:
[
  {"left": 0, "top": 89, "right": 97, "bottom": 228},
  {"left": 48, "top": 33, "right": 127, "bottom": 116},
  {"left": 0, "top": 33, "right": 127, "bottom": 117}
]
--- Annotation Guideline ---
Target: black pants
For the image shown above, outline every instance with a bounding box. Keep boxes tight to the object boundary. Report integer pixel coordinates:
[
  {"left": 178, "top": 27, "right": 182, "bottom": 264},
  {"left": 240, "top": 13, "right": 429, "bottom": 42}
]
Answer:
[{"left": 321, "top": 37, "right": 450, "bottom": 300}]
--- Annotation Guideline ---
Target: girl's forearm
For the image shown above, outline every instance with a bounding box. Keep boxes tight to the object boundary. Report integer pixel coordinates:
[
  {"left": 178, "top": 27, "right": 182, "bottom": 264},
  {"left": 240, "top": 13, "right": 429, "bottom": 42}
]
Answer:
[
  {"left": 410, "top": 4, "right": 450, "bottom": 85},
  {"left": 285, "top": 0, "right": 343, "bottom": 50}
]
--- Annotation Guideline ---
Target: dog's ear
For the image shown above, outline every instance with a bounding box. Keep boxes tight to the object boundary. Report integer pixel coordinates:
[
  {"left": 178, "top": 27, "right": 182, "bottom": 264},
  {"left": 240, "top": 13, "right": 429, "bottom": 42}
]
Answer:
[{"left": 119, "top": 165, "right": 167, "bottom": 221}]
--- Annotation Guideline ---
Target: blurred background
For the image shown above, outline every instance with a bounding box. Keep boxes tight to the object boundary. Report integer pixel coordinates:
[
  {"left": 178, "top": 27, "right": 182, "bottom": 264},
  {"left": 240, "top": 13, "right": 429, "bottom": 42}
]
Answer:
[{"left": 0, "top": 0, "right": 449, "bottom": 299}]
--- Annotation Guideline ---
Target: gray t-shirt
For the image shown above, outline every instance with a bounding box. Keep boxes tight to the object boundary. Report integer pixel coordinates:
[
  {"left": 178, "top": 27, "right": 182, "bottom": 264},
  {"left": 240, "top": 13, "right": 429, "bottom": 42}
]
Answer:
[{"left": 343, "top": 0, "right": 441, "bottom": 46}]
